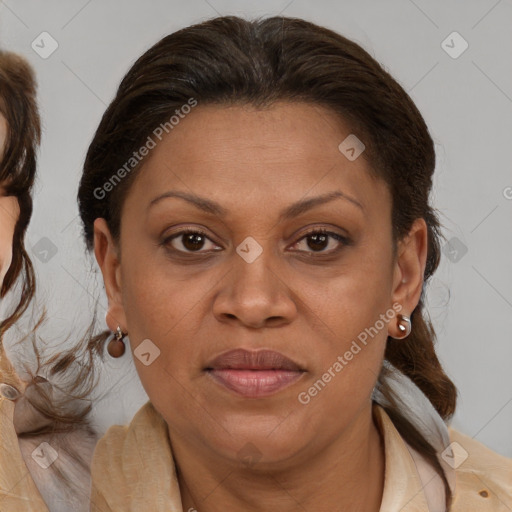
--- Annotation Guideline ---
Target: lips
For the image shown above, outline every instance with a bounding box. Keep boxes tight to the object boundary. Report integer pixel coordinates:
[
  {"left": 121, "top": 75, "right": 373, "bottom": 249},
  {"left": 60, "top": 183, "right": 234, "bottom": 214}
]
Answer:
[
  {"left": 205, "top": 349, "right": 305, "bottom": 398},
  {"left": 206, "top": 348, "right": 304, "bottom": 371}
]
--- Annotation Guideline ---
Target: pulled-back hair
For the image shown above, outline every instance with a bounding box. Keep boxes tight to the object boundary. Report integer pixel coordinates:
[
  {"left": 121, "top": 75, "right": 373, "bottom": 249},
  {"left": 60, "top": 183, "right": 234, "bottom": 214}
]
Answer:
[{"left": 77, "top": 16, "right": 457, "bottom": 507}]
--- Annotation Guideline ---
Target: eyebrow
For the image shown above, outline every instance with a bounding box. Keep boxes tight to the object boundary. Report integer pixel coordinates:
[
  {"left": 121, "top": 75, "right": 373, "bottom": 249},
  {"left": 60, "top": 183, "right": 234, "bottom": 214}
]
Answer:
[{"left": 148, "top": 190, "right": 364, "bottom": 221}]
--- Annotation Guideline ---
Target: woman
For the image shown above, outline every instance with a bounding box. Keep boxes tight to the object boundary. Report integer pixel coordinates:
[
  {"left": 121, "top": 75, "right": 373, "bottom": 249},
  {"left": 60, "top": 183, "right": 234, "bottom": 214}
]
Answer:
[
  {"left": 0, "top": 49, "right": 97, "bottom": 512},
  {"left": 79, "top": 16, "right": 511, "bottom": 511}
]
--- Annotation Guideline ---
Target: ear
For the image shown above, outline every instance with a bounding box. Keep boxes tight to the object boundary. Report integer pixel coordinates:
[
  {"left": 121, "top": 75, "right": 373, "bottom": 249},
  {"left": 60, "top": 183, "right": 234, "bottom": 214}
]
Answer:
[
  {"left": 390, "top": 218, "right": 428, "bottom": 335},
  {"left": 93, "top": 218, "right": 127, "bottom": 333}
]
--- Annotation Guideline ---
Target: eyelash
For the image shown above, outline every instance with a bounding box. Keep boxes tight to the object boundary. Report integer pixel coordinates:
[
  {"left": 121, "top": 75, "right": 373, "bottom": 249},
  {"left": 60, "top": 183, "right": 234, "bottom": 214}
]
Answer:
[{"left": 161, "top": 227, "right": 351, "bottom": 257}]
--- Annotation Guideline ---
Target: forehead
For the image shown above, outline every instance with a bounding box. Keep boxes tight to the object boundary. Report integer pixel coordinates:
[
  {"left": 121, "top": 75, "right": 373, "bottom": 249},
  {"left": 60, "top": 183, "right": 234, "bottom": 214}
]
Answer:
[{"left": 124, "top": 101, "right": 389, "bottom": 221}]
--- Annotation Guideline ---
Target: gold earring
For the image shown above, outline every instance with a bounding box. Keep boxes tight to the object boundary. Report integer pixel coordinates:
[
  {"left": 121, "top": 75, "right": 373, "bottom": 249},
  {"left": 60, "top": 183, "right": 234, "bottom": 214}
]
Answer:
[
  {"left": 107, "top": 326, "right": 126, "bottom": 358},
  {"left": 389, "top": 314, "right": 411, "bottom": 340}
]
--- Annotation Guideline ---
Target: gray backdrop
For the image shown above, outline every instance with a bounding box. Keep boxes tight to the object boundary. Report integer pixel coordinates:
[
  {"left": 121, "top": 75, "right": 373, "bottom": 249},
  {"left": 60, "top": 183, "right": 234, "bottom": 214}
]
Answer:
[{"left": 1, "top": 0, "right": 511, "bottom": 457}]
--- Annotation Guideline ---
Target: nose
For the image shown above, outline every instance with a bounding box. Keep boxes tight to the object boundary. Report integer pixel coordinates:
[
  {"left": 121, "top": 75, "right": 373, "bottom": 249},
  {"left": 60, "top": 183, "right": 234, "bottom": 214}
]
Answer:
[{"left": 212, "top": 244, "right": 298, "bottom": 328}]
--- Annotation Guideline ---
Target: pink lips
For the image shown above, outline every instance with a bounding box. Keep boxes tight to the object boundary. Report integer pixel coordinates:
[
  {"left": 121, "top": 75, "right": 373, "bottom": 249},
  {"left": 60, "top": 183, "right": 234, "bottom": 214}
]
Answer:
[{"left": 205, "top": 349, "right": 305, "bottom": 398}]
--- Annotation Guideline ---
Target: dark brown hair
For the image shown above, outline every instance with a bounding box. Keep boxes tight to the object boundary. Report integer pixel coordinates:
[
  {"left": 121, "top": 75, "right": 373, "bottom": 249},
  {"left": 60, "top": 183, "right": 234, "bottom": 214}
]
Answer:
[
  {"left": 77, "top": 16, "right": 457, "bottom": 507},
  {"left": 0, "top": 50, "right": 40, "bottom": 335}
]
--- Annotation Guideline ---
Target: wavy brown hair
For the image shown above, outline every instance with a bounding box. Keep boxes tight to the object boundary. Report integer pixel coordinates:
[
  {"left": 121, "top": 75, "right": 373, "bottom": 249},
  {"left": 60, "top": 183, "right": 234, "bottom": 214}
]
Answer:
[
  {"left": 0, "top": 50, "right": 40, "bottom": 335},
  {"left": 0, "top": 51, "right": 100, "bottom": 508},
  {"left": 76, "top": 16, "right": 457, "bottom": 508}
]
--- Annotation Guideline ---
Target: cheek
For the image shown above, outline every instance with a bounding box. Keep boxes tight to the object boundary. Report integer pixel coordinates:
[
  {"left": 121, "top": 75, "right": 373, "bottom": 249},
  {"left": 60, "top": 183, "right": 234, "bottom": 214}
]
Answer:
[
  {"left": 294, "top": 338, "right": 385, "bottom": 444},
  {"left": 119, "top": 252, "right": 211, "bottom": 401},
  {"left": 293, "top": 242, "right": 393, "bottom": 412},
  {"left": 121, "top": 257, "right": 213, "bottom": 345},
  {"left": 308, "top": 243, "right": 394, "bottom": 347},
  {"left": 0, "top": 246, "right": 12, "bottom": 284},
  {"left": 0, "top": 200, "right": 17, "bottom": 281}
]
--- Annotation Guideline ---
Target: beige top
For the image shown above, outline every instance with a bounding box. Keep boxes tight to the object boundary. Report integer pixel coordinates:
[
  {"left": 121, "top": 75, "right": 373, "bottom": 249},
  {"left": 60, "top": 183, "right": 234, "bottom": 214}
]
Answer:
[
  {"left": 0, "top": 396, "right": 95, "bottom": 512},
  {"left": 1, "top": 397, "right": 511, "bottom": 511},
  {"left": 89, "top": 400, "right": 511, "bottom": 511},
  {"left": 0, "top": 397, "right": 49, "bottom": 511}
]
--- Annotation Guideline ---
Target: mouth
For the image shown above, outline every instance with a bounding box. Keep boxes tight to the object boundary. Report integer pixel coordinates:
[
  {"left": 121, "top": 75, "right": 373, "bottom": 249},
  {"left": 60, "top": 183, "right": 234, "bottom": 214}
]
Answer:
[{"left": 204, "top": 349, "right": 306, "bottom": 398}]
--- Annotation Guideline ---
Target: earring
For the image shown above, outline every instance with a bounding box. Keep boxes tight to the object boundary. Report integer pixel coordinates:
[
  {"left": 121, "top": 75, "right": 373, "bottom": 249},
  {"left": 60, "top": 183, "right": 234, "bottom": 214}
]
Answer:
[
  {"left": 389, "top": 313, "right": 412, "bottom": 340},
  {"left": 107, "top": 326, "right": 126, "bottom": 358}
]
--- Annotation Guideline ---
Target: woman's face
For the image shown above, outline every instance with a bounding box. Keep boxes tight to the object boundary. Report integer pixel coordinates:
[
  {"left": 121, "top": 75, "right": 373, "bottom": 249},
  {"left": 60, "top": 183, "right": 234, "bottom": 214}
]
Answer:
[
  {"left": 95, "top": 101, "right": 427, "bottom": 467},
  {"left": 0, "top": 112, "right": 20, "bottom": 287}
]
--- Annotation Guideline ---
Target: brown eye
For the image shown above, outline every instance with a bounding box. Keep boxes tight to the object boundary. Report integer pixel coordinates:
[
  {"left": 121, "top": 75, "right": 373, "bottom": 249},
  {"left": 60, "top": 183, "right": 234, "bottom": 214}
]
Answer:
[
  {"left": 163, "top": 229, "right": 221, "bottom": 254},
  {"left": 292, "top": 228, "right": 349, "bottom": 254},
  {"left": 181, "top": 231, "right": 208, "bottom": 251},
  {"left": 0, "top": 382, "right": 21, "bottom": 401}
]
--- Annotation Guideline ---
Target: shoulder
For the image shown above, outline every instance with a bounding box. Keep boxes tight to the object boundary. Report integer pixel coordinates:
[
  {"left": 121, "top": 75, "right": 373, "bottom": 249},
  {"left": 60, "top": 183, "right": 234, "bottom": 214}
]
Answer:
[
  {"left": 449, "top": 427, "right": 512, "bottom": 511},
  {"left": 0, "top": 398, "right": 49, "bottom": 512},
  {"left": 90, "top": 400, "right": 178, "bottom": 511},
  {"left": 92, "top": 400, "right": 164, "bottom": 460}
]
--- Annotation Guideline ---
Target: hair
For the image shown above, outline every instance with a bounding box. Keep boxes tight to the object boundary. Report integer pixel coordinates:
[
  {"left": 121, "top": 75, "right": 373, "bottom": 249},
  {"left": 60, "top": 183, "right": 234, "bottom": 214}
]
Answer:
[
  {"left": 0, "top": 50, "right": 41, "bottom": 336},
  {"left": 0, "top": 51, "right": 99, "bottom": 502},
  {"left": 76, "top": 16, "right": 457, "bottom": 507}
]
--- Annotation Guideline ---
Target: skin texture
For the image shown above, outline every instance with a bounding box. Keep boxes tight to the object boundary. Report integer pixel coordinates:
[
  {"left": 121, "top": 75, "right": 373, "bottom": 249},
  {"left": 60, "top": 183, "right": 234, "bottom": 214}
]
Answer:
[{"left": 95, "top": 101, "right": 428, "bottom": 512}]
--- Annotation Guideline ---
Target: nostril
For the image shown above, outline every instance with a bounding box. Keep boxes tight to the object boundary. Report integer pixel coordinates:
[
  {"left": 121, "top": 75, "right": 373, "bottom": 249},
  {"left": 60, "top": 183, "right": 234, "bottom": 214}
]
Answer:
[{"left": 0, "top": 382, "right": 21, "bottom": 401}]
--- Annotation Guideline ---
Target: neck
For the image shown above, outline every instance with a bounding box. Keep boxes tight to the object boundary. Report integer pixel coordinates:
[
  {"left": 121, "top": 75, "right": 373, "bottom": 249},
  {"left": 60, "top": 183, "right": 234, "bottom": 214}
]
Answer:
[{"left": 170, "top": 404, "right": 385, "bottom": 512}]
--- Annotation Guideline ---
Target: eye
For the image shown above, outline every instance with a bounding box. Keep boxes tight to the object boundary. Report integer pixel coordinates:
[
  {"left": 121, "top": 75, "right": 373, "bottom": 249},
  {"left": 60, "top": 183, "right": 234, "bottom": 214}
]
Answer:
[
  {"left": 0, "top": 382, "right": 21, "bottom": 401},
  {"left": 161, "top": 226, "right": 350, "bottom": 257},
  {"left": 290, "top": 228, "right": 349, "bottom": 254},
  {"left": 163, "top": 228, "right": 221, "bottom": 254}
]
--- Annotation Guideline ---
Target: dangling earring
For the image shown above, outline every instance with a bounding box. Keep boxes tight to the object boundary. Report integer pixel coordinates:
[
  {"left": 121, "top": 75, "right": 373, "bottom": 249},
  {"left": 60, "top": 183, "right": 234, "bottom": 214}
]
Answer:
[
  {"left": 107, "top": 326, "right": 126, "bottom": 358},
  {"left": 389, "top": 313, "right": 411, "bottom": 340}
]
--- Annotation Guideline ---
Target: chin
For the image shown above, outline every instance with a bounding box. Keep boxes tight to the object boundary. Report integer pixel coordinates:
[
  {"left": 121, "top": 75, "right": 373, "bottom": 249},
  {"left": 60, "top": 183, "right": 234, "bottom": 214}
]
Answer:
[{"left": 202, "top": 414, "right": 308, "bottom": 465}]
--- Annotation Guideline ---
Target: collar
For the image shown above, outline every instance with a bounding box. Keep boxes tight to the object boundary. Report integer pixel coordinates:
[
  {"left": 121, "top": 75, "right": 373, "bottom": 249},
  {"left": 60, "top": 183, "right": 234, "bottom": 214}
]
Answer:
[
  {"left": 90, "top": 400, "right": 442, "bottom": 512},
  {"left": 373, "top": 403, "right": 445, "bottom": 511}
]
